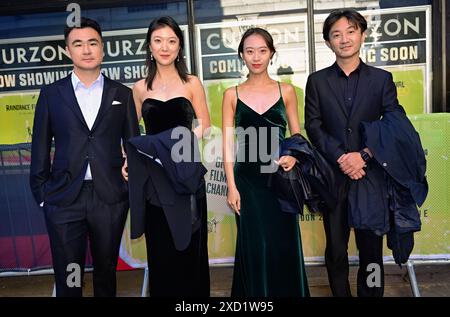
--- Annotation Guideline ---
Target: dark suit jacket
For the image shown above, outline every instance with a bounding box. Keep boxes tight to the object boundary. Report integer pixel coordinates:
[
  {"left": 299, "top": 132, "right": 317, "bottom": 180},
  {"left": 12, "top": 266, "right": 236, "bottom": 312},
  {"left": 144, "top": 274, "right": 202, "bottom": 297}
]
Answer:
[
  {"left": 269, "top": 133, "right": 336, "bottom": 215},
  {"left": 361, "top": 108, "right": 428, "bottom": 209},
  {"left": 126, "top": 127, "right": 207, "bottom": 251},
  {"left": 127, "top": 127, "right": 207, "bottom": 250},
  {"left": 305, "top": 61, "right": 401, "bottom": 188},
  {"left": 360, "top": 108, "right": 427, "bottom": 264},
  {"left": 30, "top": 74, "right": 140, "bottom": 207},
  {"left": 359, "top": 108, "right": 427, "bottom": 232}
]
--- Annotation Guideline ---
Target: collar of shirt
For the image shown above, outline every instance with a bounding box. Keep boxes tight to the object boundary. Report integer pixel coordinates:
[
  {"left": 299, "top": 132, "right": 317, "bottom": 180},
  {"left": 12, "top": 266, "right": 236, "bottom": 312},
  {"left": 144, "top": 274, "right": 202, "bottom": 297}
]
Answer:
[
  {"left": 71, "top": 71, "right": 104, "bottom": 91},
  {"left": 334, "top": 59, "right": 363, "bottom": 78}
]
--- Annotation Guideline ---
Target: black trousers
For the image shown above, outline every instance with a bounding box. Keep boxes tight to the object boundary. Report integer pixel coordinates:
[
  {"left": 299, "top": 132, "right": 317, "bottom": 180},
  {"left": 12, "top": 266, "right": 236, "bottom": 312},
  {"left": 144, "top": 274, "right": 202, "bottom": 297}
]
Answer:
[
  {"left": 323, "top": 183, "right": 384, "bottom": 297},
  {"left": 44, "top": 181, "right": 128, "bottom": 297}
]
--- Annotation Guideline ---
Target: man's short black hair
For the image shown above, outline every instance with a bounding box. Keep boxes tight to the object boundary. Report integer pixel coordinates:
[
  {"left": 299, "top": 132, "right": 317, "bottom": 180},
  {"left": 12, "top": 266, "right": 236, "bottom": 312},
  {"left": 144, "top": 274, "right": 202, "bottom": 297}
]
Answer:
[
  {"left": 64, "top": 17, "right": 102, "bottom": 44},
  {"left": 322, "top": 9, "right": 367, "bottom": 41}
]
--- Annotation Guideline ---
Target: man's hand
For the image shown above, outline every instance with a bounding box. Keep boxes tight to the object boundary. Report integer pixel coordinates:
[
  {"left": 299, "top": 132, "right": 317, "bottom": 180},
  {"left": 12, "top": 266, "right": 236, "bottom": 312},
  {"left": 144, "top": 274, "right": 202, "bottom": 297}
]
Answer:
[
  {"left": 337, "top": 152, "right": 366, "bottom": 180},
  {"left": 347, "top": 168, "right": 366, "bottom": 180}
]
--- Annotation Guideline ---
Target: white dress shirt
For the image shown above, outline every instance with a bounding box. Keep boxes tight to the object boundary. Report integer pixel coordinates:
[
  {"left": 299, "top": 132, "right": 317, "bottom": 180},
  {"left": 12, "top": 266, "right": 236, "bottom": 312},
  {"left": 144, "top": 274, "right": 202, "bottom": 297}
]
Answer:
[{"left": 71, "top": 72, "right": 104, "bottom": 180}]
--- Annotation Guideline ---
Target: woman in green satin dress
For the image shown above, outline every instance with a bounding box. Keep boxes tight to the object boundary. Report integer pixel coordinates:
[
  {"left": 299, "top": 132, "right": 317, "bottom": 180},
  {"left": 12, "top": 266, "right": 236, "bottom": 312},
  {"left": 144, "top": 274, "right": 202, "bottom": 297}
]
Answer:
[{"left": 222, "top": 28, "right": 310, "bottom": 297}]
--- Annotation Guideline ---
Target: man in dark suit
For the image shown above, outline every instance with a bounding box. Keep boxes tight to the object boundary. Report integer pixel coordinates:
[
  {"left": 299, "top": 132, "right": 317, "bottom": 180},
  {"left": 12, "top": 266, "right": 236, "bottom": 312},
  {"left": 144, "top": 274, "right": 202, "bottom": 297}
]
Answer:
[
  {"left": 30, "top": 17, "right": 139, "bottom": 297},
  {"left": 305, "top": 9, "right": 401, "bottom": 297}
]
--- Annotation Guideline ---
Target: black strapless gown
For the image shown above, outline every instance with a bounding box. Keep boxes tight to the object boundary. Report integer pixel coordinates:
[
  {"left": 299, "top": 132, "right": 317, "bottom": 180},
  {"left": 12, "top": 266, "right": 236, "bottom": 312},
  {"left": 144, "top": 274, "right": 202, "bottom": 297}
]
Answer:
[{"left": 141, "top": 97, "right": 210, "bottom": 297}]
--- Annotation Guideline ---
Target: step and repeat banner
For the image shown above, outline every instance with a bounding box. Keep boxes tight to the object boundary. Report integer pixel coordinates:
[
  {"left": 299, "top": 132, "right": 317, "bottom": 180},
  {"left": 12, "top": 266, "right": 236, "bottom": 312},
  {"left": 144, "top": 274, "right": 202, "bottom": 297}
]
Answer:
[{"left": 1, "top": 5, "right": 448, "bottom": 273}]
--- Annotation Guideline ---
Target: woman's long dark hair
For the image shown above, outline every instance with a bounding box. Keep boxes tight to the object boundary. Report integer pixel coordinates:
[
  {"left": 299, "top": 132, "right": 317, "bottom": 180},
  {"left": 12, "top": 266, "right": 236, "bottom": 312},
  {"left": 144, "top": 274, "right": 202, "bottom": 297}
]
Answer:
[{"left": 145, "top": 16, "right": 189, "bottom": 90}]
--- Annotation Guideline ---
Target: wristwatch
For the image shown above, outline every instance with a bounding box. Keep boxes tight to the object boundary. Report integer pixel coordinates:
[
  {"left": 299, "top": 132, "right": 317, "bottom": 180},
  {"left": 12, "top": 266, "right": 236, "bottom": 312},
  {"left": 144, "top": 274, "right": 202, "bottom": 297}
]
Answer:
[{"left": 359, "top": 149, "right": 371, "bottom": 163}]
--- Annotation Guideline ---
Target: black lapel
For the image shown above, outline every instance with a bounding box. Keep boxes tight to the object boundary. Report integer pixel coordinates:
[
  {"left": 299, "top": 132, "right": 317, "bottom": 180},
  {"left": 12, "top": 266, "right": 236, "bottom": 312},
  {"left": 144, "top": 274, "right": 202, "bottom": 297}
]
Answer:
[
  {"left": 326, "top": 65, "right": 349, "bottom": 119},
  {"left": 349, "top": 62, "right": 372, "bottom": 119},
  {"left": 57, "top": 75, "right": 89, "bottom": 130},
  {"left": 91, "top": 75, "right": 117, "bottom": 132}
]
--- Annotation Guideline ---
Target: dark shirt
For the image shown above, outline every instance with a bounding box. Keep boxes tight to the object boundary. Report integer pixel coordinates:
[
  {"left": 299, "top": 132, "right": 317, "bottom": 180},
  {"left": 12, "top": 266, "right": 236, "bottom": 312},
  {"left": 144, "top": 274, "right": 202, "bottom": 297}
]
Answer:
[{"left": 333, "top": 61, "right": 362, "bottom": 114}]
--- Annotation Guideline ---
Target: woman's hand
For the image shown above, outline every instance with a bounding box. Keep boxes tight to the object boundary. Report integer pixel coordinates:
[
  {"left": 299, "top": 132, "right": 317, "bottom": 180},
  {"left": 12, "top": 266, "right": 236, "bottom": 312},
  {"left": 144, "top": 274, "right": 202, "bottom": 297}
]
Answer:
[
  {"left": 275, "top": 155, "right": 297, "bottom": 172},
  {"left": 121, "top": 158, "right": 128, "bottom": 181},
  {"left": 227, "top": 186, "right": 241, "bottom": 215}
]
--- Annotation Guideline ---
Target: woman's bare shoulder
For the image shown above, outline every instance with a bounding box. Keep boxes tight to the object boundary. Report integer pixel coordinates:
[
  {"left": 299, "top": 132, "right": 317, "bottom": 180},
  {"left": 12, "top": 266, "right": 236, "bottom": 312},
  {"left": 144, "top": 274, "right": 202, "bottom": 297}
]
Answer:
[
  {"left": 186, "top": 74, "right": 202, "bottom": 85},
  {"left": 280, "top": 81, "right": 295, "bottom": 94},
  {"left": 133, "top": 78, "right": 147, "bottom": 93}
]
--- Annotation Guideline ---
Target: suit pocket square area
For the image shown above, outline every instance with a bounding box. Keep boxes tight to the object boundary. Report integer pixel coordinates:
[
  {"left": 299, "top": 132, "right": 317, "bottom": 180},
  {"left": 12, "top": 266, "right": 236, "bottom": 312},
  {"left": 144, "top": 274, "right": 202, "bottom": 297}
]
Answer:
[{"left": 112, "top": 100, "right": 122, "bottom": 105}]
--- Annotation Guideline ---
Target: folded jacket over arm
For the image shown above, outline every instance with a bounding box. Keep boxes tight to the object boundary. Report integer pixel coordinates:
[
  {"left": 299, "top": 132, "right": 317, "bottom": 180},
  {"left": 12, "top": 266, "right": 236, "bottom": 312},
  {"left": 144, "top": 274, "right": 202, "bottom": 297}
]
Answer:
[{"left": 126, "top": 126, "right": 207, "bottom": 251}]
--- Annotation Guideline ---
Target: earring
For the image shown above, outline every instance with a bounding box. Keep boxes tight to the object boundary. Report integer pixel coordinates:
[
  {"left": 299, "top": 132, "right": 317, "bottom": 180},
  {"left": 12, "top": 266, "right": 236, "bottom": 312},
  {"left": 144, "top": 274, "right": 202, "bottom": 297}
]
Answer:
[
  {"left": 270, "top": 59, "right": 273, "bottom": 65},
  {"left": 242, "top": 61, "right": 246, "bottom": 67},
  {"left": 177, "top": 55, "right": 180, "bottom": 62},
  {"left": 150, "top": 53, "right": 153, "bottom": 61}
]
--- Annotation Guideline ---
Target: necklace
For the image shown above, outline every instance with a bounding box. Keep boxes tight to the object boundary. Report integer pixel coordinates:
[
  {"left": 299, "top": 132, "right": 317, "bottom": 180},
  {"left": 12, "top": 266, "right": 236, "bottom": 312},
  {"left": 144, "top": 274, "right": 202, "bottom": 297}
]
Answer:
[
  {"left": 158, "top": 79, "right": 176, "bottom": 91},
  {"left": 156, "top": 73, "right": 179, "bottom": 92}
]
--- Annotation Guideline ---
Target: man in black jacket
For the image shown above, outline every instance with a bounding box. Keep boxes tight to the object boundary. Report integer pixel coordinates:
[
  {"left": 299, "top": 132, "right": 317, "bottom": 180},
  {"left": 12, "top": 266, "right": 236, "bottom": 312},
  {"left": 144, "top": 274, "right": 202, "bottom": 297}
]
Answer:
[
  {"left": 30, "top": 18, "right": 140, "bottom": 296},
  {"left": 305, "top": 9, "right": 402, "bottom": 297}
]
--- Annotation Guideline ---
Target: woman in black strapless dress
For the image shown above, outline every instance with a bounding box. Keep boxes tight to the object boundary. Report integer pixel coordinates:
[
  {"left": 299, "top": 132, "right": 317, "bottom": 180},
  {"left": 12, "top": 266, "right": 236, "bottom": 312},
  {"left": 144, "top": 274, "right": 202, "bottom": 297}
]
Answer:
[{"left": 122, "top": 16, "right": 211, "bottom": 297}]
